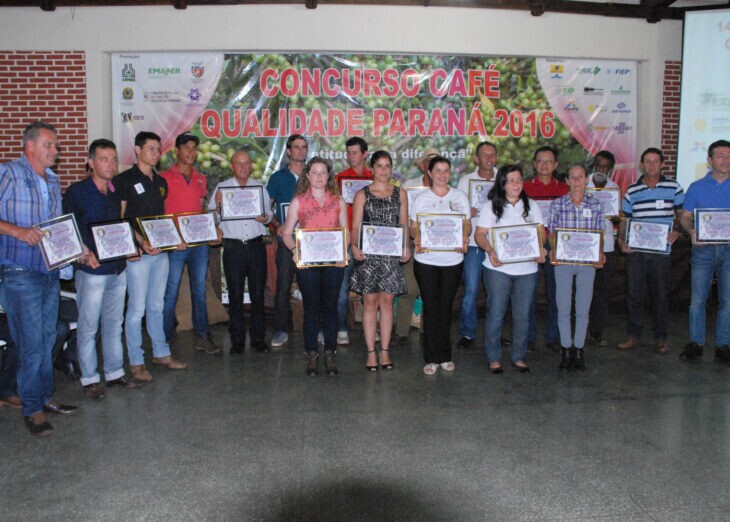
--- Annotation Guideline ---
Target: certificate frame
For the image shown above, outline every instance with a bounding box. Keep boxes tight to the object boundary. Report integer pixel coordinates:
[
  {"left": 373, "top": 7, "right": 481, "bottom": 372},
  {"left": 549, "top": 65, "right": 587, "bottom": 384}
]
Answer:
[
  {"left": 586, "top": 188, "right": 621, "bottom": 218},
  {"left": 625, "top": 218, "right": 671, "bottom": 254},
  {"left": 219, "top": 185, "right": 264, "bottom": 221},
  {"left": 137, "top": 215, "right": 183, "bottom": 251},
  {"left": 89, "top": 219, "right": 138, "bottom": 262},
  {"left": 552, "top": 227, "right": 603, "bottom": 265},
  {"left": 338, "top": 176, "right": 373, "bottom": 205},
  {"left": 295, "top": 227, "right": 349, "bottom": 268},
  {"left": 37, "top": 213, "right": 85, "bottom": 270},
  {"left": 174, "top": 211, "right": 220, "bottom": 247},
  {"left": 416, "top": 213, "right": 467, "bottom": 252},
  {"left": 489, "top": 223, "right": 543, "bottom": 264},
  {"left": 533, "top": 198, "right": 554, "bottom": 227},
  {"left": 694, "top": 208, "right": 730, "bottom": 244},
  {"left": 280, "top": 203, "right": 290, "bottom": 223},
  {"left": 468, "top": 179, "right": 494, "bottom": 210},
  {"left": 405, "top": 186, "right": 429, "bottom": 210},
  {"left": 359, "top": 222, "right": 405, "bottom": 257}
]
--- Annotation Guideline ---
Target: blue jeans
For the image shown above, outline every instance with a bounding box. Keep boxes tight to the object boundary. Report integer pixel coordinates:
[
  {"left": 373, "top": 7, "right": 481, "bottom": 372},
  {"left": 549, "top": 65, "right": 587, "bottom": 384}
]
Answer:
[
  {"left": 274, "top": 239, "right": 296, "bottom": 334},
  {"left": 689, "top": 244, "right": 730, "bottom": 347},
  {"left": 555, "top": 264, "right": 596, "bottom": 349},
  {"left": 125, "top": 254, "right": 171, "bottom": 366},
  {"left": 163, "top": 246, "right": 210, "bottom": 339},
  {"left": 625, "top": 251, "right": 670, "bottom": 341},
  {"left": 483, "top": 268, "right": 536, "bottom": 363},
  {"left": 0, "top": 265, "right": 59, "bottom": 416},
  {"left": 337, "top": 249, "right": 355, "bottom": 333},
  {"left": 75, "top": 270, "right": 127, "bottom": 386},
  {"left": 528, "top": 256, "right": 559, "bottom": 344},
  {"left": 460, "top": 246, "right": 486, "bottom": 339},
  {"left": 297, "top": 266, "right": 344, "bottom": 352}
]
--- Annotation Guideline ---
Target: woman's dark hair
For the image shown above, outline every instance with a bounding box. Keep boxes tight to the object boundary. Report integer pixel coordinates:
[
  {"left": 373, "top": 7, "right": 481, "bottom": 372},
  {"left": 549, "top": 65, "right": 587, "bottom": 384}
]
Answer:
[
  {"left": 488, "top": 164, "right": 530, "bottom": 222},
  {"left": 428, "top": 155, "right": 451, "bottom": 173},
  {"left": 369, "top": 150, "right": 393, "bottom": 168}
]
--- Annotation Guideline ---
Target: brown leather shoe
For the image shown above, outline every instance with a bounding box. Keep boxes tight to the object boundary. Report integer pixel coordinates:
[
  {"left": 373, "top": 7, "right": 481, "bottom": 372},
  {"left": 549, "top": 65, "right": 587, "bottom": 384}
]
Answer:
[
  {"left": 618, "top": 337, "right": 641, "bottom": 350},
  {"left": 152, "top": 356, "right": 188, "bottom": 370},
  {"left": 0, "top": 395, "right": 22, "bottom": 409},
  {"left": 655, "top": 340, "right": 669, "bottom": 354},
  {"left": 129, "top": 364, "right": 154, "bottom": 382}
]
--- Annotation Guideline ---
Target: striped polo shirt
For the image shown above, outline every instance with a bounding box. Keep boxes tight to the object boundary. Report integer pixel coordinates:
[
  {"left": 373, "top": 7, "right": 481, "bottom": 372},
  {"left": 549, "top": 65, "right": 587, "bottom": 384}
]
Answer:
[{"left": 621, "top": 174, "right": 684, "bottom": 224}]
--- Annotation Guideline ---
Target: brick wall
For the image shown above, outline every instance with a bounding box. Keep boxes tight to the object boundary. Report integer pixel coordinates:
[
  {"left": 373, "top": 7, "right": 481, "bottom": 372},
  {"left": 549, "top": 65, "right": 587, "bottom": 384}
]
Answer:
[
  {"left": 661, "top": 60, "right": 681, "bottom": 179},
  {"left": 0, "top": 51, "right": 88, "bottom": 189}
]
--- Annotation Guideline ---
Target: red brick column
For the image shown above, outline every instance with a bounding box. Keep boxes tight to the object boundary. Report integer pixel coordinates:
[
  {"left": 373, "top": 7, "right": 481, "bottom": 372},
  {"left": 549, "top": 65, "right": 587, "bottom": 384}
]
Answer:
[
  {"left": 0, "top": 51, "right": 88, "bottom": 189},
  {"left": 661, "top": 60, "right": 681, "bottom": 179}
]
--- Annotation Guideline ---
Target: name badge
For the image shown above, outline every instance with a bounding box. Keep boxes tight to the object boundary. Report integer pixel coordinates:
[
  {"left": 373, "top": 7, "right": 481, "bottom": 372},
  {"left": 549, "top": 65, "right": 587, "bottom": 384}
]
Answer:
[
  {"left": 134, "top": 183, "right": 145, "bottom": 195},
  {"left": 655, "top": 200, "right": 664, "bottom": 210},
  {"left": 582, "top": 208, "right": 592, "bottom": 218}
]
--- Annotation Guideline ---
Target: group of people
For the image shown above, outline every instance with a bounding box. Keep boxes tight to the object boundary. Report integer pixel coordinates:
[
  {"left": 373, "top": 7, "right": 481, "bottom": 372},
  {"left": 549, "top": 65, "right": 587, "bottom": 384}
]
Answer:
[{"left": 1, "top": 121, "right": 729, "bottom": 438}]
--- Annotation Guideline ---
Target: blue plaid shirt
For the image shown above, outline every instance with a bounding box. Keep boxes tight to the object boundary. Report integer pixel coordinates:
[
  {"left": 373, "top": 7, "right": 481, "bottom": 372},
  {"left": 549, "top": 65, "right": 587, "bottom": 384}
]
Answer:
[
  {"left": 548, "top": 193, "right": 604, "bottom": 232},
  {"left": 0, "top": 156, "right": 62, "bottom": 273}
]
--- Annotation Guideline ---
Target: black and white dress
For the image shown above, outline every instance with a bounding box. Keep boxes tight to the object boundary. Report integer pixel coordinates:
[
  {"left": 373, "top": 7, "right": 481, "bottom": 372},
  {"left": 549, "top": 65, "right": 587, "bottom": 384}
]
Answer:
[{"left": 350, "top": 185, "right": 407, "bottom": 295}]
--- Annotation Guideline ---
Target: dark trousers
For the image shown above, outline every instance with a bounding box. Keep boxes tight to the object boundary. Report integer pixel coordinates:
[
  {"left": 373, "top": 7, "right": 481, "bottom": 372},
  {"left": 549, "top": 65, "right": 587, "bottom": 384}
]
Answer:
[
  {"left": 296, "top": 266, "right": 345, "bottom": 352},
  {"left": 414, "top": 260, "right": 463, "bottom": 364},
  {"left": 273, "top": 240, "right": 296, "bottom": 334},
  {"left": 588, "top": 249, "right": 618, "bottom": 336},
  {"left": 223, "top": 238, "right": 267, "bottom": 345},
  {"left": 624, "top": 251, "right": 671, "bottom": 341}
]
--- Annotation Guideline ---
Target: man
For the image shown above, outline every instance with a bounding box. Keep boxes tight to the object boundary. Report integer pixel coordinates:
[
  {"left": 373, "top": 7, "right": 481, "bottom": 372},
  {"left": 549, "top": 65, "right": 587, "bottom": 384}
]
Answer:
[
  {"left": 587, "top": 150, "right": 619, "bottom": 346},
  {"left": 63, "top": 139, "right": 143, "bottom": 399},
  {"left": 267, "top": 134, "right": 308, "bottom": 348},
  {"left": 116, "top": 131, "right": 187, "bottom": 383},
  {"left": 209, "top": 150, "right": 272, "bottom": 353},
  {"left": 335, "top": 137, "right": 372, "bottom": 346},
  {"left": 678, "top": 139, "right": 730, "bottom": 364},
  {"left": 523, "top": 146, "right": 568, "bottom": 352},
  {"left": 455, "top": 141, "right": 498, "bottom": 350},
  {"left": 617, "top": 147, "right": 684, "bottom": 353},
  {"left": 0, "top": 122, "right": 78, "bottom": 436},
  {"left": 160, "top": 132, "right": 220, "bottom": 355}
]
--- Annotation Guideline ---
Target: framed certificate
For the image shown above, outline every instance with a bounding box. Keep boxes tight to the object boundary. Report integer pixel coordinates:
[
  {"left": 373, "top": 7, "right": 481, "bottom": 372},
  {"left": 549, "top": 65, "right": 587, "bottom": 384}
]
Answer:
[
  {"left": 359, "top": 223, "right": 404, "bottom": 257},
  {"left": 137, "top": 215, "right": 182, "bottom": 250},
  {"left": 175, "top": 211, "right": 219, "bottom": 246},
  {"left": 89, "top": 220, "right": 138, "bottom": 262},
  {"left": 468, "top": 179, "right": 494, "bottom": 211},
  {"left": 280, "top": 203, "right": 290, "bottom": 223},
  {"left": 533, "top": 199, "right": 553, "bottom": 227},
  {"left": 416, "top": 213, "right": 466, "bottom": 252},
  {"left": 586, "top": 188, "right": 620, "bottom": 218},
  {"left": 37, "top": 213, "right": 85, "bottom": 270},
  {"left": 219, "top": 185, "right": 264, "bottom": 220},
  {"left": 405, "top": 186, "right": 429, "bottom": 209},
  {"left": 625, "top": 219, "right": 671, "bottom": 254},
  {"left": 295, "top": 228, "right": 348, "bottom": 268},
  {"left": 553, "top": 228, "right": 603, "bottom": 265},
  {"left": 339, "top": 177, "right": 373, "bottom": 204},
  {"left": 490, "top": 223, "right": 542, "bottom": 264},
  {"left": 695, "top": 208, "right": 730, "bottom": 244}
]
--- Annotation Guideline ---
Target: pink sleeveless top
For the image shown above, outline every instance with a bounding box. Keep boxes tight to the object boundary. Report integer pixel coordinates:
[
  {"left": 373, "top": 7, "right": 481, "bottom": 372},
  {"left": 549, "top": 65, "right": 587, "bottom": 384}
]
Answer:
[{"left": 297, "top": 190, "right": 341, "bottom": 228}]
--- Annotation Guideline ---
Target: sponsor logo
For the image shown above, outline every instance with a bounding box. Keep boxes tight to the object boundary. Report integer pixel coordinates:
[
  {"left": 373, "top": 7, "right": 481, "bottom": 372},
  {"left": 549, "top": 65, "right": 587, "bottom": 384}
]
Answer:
[
  {"left": 120, "top": 112, "right": 144, "bottom": 123},
  {"left": 587, "top": 124, "right": 610, "bottom": 132},
  {"left": 558, "top": 86, "right": 575, "bottom": 94},
  {"left": 121, "top": 63, "right": 135, "bottom": 82},
  {"left": 188, "top": 88, "right": 202, "bottom": 102},
  {"left": 147, "top": 67, "right": 181, "bottom": 78},
  {"left": 551, "top": 73, "right": 563, "bottom": 80},
  {"left": 143, "top": 90, "right": 182, "bottom": 103},
  {"left": 550, "top": 64, "right": 564, "bottom": 74},
  {"left": 578, "top": 66, "right": 601, "bottom": 75},
  {"left": 191, "top": 63, "right": 205, "bottom": 78},
  {"left": 583, "top": 86, "right": 604, "bottom": 95},
  {"left": 613, "top": 122, "right": 633, "bottom": 135},
  {"left": 611, "top": 86, "right": 632, "bottom": 95},
  {"left": 610, "top": 68, "right": 631, "bottom": 75},
  {"left": 122, "top": 87, "right": 134, "bottom": 100},
  {"left": 564, "top": 100, "right": 579, "bottom": 112},
  {"left": 612, "top": 102, "right": 631, "bottom": 114}
]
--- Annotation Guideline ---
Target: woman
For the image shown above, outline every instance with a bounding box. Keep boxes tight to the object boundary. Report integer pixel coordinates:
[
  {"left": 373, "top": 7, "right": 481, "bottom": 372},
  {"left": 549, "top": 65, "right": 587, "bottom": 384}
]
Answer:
[
  {"left": 475, "top": 165, "right": 545, "bottom": 374},
  {"left": 351, "top": 151, "right": 410, "bottom": 371},
  {"left": 548, "top": 163, "right": 605, "bottom": 371},
  {"left": 282, "top": 157, "right": 348, "bottom": 376},
  {"left": 409, "top": 155, "right": 470, "bottom": 375}
]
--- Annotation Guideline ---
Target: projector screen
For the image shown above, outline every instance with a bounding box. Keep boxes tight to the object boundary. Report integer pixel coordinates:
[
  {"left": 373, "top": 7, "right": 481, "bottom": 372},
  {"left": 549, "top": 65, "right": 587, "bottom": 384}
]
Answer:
[{"left": 676, "top": 9, "right": 730, "bottom": 190}]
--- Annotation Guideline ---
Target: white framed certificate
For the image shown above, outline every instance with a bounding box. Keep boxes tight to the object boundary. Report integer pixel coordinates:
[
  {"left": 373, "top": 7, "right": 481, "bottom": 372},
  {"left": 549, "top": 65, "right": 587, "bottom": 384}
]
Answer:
[
  {"left": 37, "top": 213, "right": 85, "bottom": 270},
  {"left": 219, "top": 185, "right": 264, "bottom": 220},
  {"left": 490, "top": 223, "right": 542, "bottom": 264},
  {"left": 695, "top": 208, "right": 730, "bottom": 244},
  {"left": 468, "top": 179, "right": 494, "bottom": 211},
  {"left": 553, "top": 228, "right": 603, "bottom": 265},
  {"left": 175, "top": 211, "right": 219, "bottom": 246},
  {"left": 416, "top": 213, "right": 466, "bottom": 252},
  {"left": 533, "top": 199, "right": 553, "bottom": 227},
  {"left": 405, "top": 186, "right": 429, "bottom": 210},
  {"left": 359, "top": 223, "right": 404, "bottom": 257},
  {"left": 295, "top": 228, "right": 348, "bottom": 268},
  {"left": 586, "top": 188, "right": 620, "bottom": 218},
  {"left": 137, "top": 215, "right": 183, "bottom": 250},
  {"left": 625, "top": 219, "right": 671, "bottom": 254},
  {"left": 339, "top": 177, "right": 373, "bottom": 205},
  {"left": 89, "top": 220, "right": 138, "bottom": 262}
]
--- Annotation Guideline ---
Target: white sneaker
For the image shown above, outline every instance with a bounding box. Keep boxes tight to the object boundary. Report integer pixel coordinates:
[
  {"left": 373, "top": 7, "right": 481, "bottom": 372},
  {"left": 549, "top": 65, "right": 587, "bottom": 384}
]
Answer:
[
  {"left": 337, "top": 331, "right": 350, "bottom": 345},
  {"left": 271, "top": 332, "right": 288, "bottom": 347},
  {"left": 440, "top": 361, "right": 455, "bottom": 372},
  {"left": 423, "top": 363, "right": 439, "bottom": 375}
]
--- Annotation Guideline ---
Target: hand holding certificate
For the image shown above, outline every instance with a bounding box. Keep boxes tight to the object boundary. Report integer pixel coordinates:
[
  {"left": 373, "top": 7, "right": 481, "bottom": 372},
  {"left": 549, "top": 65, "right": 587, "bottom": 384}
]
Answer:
[
  {"left": 219, "top": 186, "right": 264, "bottom": 220},
  {"left": 90, "top": 220, "right": 138, "bottom": 262},
  {"left": 37, "top": 213, "right": 85, "bottom": 270},
  {"left": 175, "top": 211, "right": 219, "bottom": 246},
  {"left": 625, "top": 219, "right": 671, "bottom": 254},
  {"left": 137, "top": 215, "right": 183, "bottom": 250},
  {"left": 416, "top": 214, "right": 466, "bottom": 252},
  {"left": 695, "top": 209, "right": 730, "bottom": 244},
  {"left": 553, "top": 228, "right": 603, "bottom": 265},
  {"left": 295, "top": 228, "right": 348, "bottom": 268},
  {"left": 490, "top": 224, "right": 542, "bottom": 264},
  {"left": 359, "top": 223, "right": 404, "bottom": 257}
]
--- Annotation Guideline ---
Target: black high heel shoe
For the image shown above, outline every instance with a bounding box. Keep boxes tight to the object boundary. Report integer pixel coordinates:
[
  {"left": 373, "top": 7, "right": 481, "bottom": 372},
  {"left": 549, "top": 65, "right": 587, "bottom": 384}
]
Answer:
[
  {"left": 379, "top": 348, "right": 394, "bottom": 370},
  {"left": 489, "top": 363, "right": 504, "bottom": 374},
  {"left": 511, "top": 361, "right": 530, "bottom": 373},
  {"left": 366, "top": 349, "right": 379, "bottom": 372}
]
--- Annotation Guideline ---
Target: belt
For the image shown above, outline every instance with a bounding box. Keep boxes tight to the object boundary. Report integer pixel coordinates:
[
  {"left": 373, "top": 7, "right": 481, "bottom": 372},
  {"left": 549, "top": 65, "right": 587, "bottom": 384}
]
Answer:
[{"left": 224, "top": 236, "right": 263, "bottom": 245}]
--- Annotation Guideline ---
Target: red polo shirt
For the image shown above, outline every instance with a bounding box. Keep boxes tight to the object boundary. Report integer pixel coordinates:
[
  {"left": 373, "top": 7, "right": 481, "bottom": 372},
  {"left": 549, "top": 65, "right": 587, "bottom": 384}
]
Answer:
[
  {"left": 523, "top": 175, "right": 569, "bottom": 200},
  {"left": 336, "top": 166, "right": 372, "bottom": 227},
  {"left": 159, "top": 164, "right": 207, "bottom": 215}
]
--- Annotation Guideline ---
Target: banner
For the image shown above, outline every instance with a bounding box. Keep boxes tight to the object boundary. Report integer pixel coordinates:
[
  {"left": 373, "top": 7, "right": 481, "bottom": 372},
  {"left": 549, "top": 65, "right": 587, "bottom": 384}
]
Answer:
[{"left": 112, "top": 53, "right": 637, "bottom": 191}]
